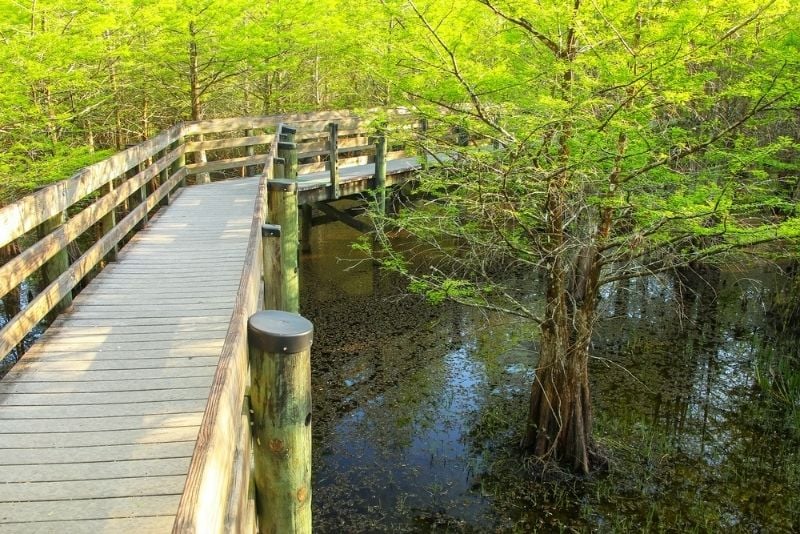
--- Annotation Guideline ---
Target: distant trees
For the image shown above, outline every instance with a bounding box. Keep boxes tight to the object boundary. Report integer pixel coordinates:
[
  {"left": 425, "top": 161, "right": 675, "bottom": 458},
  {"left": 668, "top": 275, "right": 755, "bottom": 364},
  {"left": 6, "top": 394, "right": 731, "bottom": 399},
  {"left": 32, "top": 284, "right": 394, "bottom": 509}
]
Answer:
[
  {"left": 0, "top": 0, "right": 393, "bottom": 203},
  {"left": 369, "top": 0, "right": 800, "bottom": 473}
]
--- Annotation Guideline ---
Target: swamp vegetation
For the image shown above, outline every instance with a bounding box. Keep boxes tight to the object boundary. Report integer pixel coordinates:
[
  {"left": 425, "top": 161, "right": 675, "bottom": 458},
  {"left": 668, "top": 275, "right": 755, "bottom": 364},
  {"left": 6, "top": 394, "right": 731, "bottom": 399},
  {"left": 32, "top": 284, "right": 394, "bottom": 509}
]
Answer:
[{"left": 307, "top": 222, "right": 799, "bottom": 532}]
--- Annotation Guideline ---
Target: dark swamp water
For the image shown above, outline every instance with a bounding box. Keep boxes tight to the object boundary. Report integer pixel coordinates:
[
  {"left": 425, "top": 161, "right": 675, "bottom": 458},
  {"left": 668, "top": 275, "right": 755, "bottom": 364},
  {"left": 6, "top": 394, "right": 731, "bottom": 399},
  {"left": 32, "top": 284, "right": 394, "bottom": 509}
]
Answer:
[{"left": 301, "top": 221, "right": 800, "bottom": 533}]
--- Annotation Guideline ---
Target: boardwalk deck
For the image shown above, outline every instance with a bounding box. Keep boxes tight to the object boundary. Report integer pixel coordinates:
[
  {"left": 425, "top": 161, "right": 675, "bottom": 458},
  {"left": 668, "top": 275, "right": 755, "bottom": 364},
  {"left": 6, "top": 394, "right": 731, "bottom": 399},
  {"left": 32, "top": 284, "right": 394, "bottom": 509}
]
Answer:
[
  {"left": 0, "top": 139, "right": 429, "bottom": 531},
  {"left": 0, "top": 177, "right": 259, "bottom": 533}
]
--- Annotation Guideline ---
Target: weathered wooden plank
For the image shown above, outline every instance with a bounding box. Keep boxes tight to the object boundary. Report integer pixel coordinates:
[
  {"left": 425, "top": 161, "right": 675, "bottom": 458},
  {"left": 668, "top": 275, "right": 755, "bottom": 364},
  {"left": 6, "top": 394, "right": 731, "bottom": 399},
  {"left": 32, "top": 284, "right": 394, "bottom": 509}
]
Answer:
[
  {"left": 0, "top": 495, "right": 181, "bottom": 522},
  {"left": 0, "top": 386, "right": 210, "bottom": 406},
  {"left": 47, "top": 315, "right": 230, "bottom": 329},
  {"left": 0, "top": 413, "right": 203, "bottom": 433},
  {"left": 0, "top": 475, "right": 188, "bottom": 503},
  {"left": 224, "top": 408, "right": 253, "bottom": 533},
  {"left": 0, "top": 426, "right": 199, "bottom": 449},
  {"left": 185, "top": 154, "right": 270, "bottom": 175},
  {"left": 46, "top": 309, "right": 233, "bottom": 320},
  {"left": 0, "top": 441, "right": 196, "bottom": 465},
  {"left": 63, "top": 294, "right": 235, "bottom": 306},
  {"left": 0, "top": 516, "right": 176, "bottom": 534},
  {"left": 182, "top": 110, "right": 358, "bottom": 136},
  {"left": 184, "top": 133, "right": 273, "bottom": 152},
  {"left": 0, "top": 399, "right": 209, "bottom": 420},
  {"left": 292, "top": 117, "right": 366, "bottom": 133},
  {"left": 10, "top": 358, "right": 219, "bottom": 373},
  {"left": 2, "top": 367, "right": 216, "bottom": 383},
  {"left": 0, "top": 457, "right": 191, "bottom": 483},
  {"left": 34, "top": 327, "right": 227, "bottom": 344},
  {"left": 0, "top": 376, "right": 212, "bottom": 394},
  {"left": 15, "top": 348, "right": 221, "bottom": 364}
]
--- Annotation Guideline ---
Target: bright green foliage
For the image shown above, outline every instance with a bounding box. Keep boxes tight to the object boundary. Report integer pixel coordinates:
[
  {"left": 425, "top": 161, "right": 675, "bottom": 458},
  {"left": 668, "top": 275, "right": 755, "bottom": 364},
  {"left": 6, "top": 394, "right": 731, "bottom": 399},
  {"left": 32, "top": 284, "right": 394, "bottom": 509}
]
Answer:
[
  {"left": 369, "top": 0, "right": 800, "bottom": 316},
  {"left": 0, "top": 0, "right": 396, "bottom": 204}
]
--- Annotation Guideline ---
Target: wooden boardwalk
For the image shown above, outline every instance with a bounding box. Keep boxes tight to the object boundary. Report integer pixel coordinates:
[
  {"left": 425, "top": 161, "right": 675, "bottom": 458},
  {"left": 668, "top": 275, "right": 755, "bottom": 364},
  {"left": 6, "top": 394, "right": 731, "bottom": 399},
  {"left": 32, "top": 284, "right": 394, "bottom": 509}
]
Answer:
[
  {"left": 0, "top": 177, "right": 259, "bottom": 532},
  {"left": 0, "top": 111, "right": 443, "bottom": 532}
]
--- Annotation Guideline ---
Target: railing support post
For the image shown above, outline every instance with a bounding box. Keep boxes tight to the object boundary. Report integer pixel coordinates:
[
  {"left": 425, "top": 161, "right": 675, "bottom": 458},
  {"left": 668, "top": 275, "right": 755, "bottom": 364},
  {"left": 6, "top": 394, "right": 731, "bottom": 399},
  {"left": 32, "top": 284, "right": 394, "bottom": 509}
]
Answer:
[
  {"left": 247, "top": 310, "right": 313, "bottom": 534},
  {"left": 273, "top": 157, "right": 286, "bottom": 179},
  {"left": 100, "top": 181, "right": 118, "bottom": 263},
  {"left": 418, "top": 117, "right": 429, "bottom": 170},
  {"left": 195, "top": 134, "right": 211, "bottom": 184},
  {"left": 328, "top": 122, "right": 339, "bottom": 199},
  {"left": 261, "top": 224, "right": 283, "bottom": 311},
  {"left": 300, "top": 204, "right": 312, "bottom": 254},
  {"left": 278, "top": 141, "right": 298, "bottom": 179},
  {"left": 135, "top": 161, "right": 148, "bottom": 230},
  {"left": 38, "top": 211, "right": 72, "bottom": 314},
  {"left": 245, "top": 128, "right": 256, "bottom": 177},
  {"left": 374, "top": 132, "right": 387, "bottom": 214},
  {"left": 267, "top": 181, "right": 299, "bottom": 313},
  {"left": 158, "top": 149, "right": 170, "bottom": 206},
  {"left": 170, "top": 138, "right": 186, "bottom": 188}
]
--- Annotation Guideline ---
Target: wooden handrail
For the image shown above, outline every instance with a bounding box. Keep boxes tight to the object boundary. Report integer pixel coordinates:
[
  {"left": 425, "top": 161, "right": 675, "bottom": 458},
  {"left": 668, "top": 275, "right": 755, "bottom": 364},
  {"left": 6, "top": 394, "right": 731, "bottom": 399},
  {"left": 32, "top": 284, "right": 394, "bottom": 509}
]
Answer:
[{"left": 0, "top": 108, "right": 427, "bottom": 531}]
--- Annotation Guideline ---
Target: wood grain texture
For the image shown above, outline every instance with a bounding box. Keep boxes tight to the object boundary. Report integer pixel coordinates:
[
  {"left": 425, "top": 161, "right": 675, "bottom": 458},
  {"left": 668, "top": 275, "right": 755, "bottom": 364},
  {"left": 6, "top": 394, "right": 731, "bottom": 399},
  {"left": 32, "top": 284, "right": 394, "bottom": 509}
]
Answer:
[
  {"left": 172, "top": 127, "right": 277, "bottom": 534},
  {"left": 0, "top": 176, "right": 258, "bottom": 531}
]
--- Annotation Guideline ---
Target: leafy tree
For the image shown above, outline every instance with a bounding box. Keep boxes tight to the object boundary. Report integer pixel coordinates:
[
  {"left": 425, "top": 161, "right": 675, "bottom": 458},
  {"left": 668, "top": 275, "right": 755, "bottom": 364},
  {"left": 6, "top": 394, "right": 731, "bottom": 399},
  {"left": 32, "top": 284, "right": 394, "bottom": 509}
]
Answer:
[{"left": 370, "top": 0, "right": 800, "bottom": 473}]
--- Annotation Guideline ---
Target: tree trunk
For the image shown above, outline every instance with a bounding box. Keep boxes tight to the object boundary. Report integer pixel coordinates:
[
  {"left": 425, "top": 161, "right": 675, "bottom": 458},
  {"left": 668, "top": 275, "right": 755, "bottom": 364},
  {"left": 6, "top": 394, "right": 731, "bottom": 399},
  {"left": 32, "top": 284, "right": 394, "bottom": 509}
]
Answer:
[
  {"left": 521, "top": 271, "right": 595, "bottom": 474},
  {"left": 188, "top": 25, "right": 210, "bottom": 184}
]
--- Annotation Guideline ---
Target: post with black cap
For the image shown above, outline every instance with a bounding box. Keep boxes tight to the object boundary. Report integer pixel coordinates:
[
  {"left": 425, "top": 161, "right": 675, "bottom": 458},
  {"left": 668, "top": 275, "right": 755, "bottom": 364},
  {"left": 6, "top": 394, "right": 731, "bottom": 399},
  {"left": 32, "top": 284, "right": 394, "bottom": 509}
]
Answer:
[
  {"left": 328, "top": 122, "right": 339, "bottom": 199},
  {"left": 278, "top": 140, "right": 298, "bottom": 179},
  {"left": 248, "top": 310, "right": 313, "bottom": 534},
  {"left": 267, "top": 180, "right": 299, "bottom": 313},
  {"left": 373, "top": 131, "right": 387, "bottom": 215},
  {"left": 261, "top": 224, "right": 283, "bottom": 310}
]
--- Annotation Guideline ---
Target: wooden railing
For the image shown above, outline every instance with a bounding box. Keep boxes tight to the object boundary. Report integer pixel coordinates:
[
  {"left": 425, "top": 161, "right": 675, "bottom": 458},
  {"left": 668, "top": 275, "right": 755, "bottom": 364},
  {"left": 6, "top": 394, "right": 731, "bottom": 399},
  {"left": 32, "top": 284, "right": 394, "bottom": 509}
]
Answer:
[
  {"left": 0, "top": 108, "right": 429, "bottom": 532},
  {"left": 0, "top": 110, "right": 363, "bottom": 367}
]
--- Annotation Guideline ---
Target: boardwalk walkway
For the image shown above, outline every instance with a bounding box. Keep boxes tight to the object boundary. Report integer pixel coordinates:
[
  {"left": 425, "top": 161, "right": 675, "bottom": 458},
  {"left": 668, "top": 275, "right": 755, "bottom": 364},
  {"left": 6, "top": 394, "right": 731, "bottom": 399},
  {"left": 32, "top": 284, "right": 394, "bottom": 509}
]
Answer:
[
  {"left": 0, "top": 177, "right": 259, "bottom": 532},
  {"left": 0, "top": 110, "right": 439, "bottom": 532}
]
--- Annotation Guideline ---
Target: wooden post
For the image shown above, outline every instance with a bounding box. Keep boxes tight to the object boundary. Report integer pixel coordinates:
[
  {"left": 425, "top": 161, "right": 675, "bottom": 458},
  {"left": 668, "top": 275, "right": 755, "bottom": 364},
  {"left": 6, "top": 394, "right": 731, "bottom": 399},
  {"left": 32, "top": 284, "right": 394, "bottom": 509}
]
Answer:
[
  {"left": 136, "top": 161, "right": 148, "bottom": 230},
  {"left": 158, "top": 149, "right": 170, "bottom": 206},
  {"left": 247, "top": 310, "right": 313, "bottom": 534},
  {"left": 38, "top": 212, "right": 72, "bottom": 313},
  {"left": 328, "top": 122, "right": 339, "bottom": 199},
  {"left": 170, "top": 138, "right": 187, "bottom": 188},
  {"left": 268, "top": 180, "right": 299, "bottom": 313},
  {"left": 300, "top": 204, "right": 312, "bottom": 254},
  {"left": 374, "top": 132, "right": 387, "bottom": 214},
  {"left": 278, "top": 141, "right": 298, "bottom": 179},
  {"left": 274, "top": 157, "right": 286, "bottom": 180},
  {"left": 418, "top": 117, "right": 429, "bottom": 170},
  {"left": 245, "top": 128, "right": 256, "bottom": 177},
  {"left": 195, "top": 134, "right": 211, "bottom": 184},
  {"left": 261, "top": 224, "right": 283, "bottom": 311},
  {"left": 280, "top": 126, "right": 297, "bottom": 143},
  {"left": 100, "top": 181, "right": 118, "bottom": 263}
]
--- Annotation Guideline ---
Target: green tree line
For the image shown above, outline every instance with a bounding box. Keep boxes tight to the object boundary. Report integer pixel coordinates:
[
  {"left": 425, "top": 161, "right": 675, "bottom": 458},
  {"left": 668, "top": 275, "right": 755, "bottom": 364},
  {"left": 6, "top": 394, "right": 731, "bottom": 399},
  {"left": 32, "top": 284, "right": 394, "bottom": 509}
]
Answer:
[{"left": 0, "top": 0, "right": 394, "bottom": 203}]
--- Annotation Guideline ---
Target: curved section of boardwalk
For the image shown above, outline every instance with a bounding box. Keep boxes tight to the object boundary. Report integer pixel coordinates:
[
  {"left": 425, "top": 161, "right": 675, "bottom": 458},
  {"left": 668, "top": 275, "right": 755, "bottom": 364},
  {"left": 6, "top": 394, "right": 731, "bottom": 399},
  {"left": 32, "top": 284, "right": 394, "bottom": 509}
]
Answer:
[{"left": 0, "top": 177, "right": 259, "bottom": 533}]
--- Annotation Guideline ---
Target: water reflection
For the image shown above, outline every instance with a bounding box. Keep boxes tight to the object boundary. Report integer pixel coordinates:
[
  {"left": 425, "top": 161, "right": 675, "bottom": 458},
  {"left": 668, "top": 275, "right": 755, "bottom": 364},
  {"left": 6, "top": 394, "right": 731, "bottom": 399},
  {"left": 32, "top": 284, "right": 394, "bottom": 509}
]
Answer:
[{"left": 303, "top": 221, "right": 799, "bottom": 532}]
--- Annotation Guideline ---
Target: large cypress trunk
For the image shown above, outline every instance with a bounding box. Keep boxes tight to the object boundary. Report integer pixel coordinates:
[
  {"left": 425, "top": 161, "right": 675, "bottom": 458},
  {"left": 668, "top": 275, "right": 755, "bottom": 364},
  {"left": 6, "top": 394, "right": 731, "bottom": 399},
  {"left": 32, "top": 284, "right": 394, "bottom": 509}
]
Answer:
[{"left": 521, "top": 301, "right": 594, "bottom": 474}]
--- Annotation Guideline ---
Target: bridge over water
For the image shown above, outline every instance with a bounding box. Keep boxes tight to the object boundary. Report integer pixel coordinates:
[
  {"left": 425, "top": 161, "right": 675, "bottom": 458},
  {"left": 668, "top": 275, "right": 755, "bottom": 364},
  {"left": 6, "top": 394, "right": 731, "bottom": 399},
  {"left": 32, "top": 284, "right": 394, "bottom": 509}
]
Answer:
[{"left": 0, "top": 110, "right": 436, "bottom": 532}]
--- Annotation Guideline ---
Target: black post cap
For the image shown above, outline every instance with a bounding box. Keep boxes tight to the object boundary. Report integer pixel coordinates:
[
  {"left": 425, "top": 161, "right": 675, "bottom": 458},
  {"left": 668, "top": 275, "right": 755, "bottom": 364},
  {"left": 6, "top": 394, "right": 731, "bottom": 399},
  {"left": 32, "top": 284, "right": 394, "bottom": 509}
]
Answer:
[
  {"left": 261, "top": 224, "right": 281, "bottom": 237},
  {"left": 278, "top": 141, "right": 297, "bottom": 150},
  {"left": 268, "top": 180, "right": 297, "bottom": 193},
  {"left": 281, "top": 126, "right": 297, "bottom": 135},
  {"left": 248, "top": 311, "right": 313, "bottom": 353}
]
